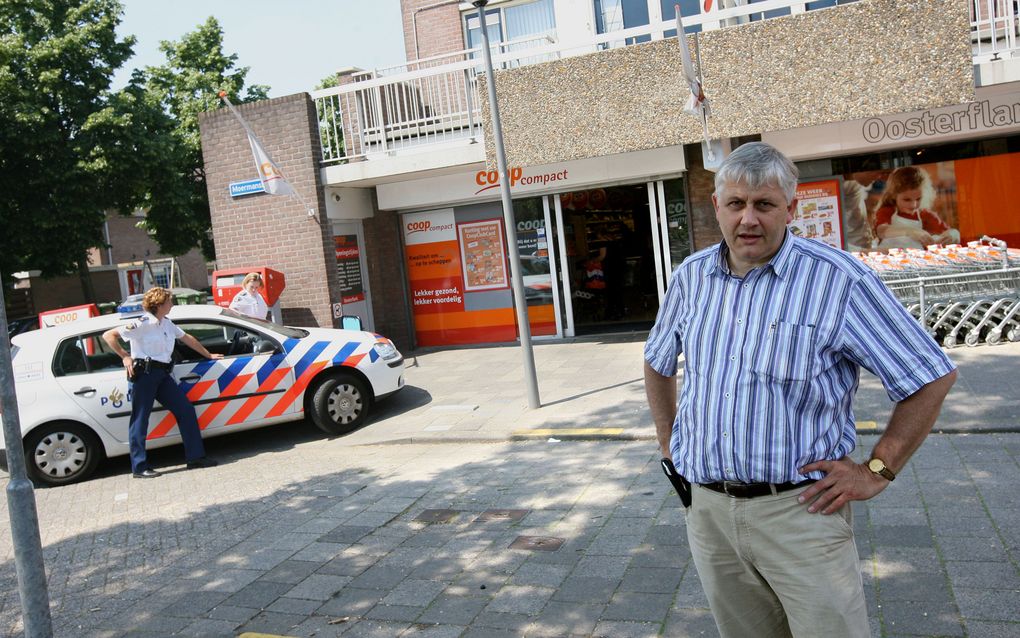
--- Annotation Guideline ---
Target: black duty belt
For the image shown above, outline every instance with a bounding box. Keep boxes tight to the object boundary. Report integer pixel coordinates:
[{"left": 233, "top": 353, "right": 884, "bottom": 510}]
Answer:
[
  {"left": 699, "top": 479, "right": 817, "bottom": 499},
  {"left": 135, "top": 358, "right": 173, "bottom": 372}
]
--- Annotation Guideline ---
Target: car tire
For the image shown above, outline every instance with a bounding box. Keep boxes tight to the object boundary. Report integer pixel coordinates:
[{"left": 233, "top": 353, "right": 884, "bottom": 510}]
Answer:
[
  {"left": 310, "top": 373, "right": 371, "bottom": 436},
  {"left": 24, "top": 422, "right": 103, "bottom": 487}
]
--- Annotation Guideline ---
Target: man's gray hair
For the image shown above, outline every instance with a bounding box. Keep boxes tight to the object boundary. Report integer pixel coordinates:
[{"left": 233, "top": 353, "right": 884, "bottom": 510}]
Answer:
[{"left": 714, "top": 142, "right": 799, "bottom": 202}]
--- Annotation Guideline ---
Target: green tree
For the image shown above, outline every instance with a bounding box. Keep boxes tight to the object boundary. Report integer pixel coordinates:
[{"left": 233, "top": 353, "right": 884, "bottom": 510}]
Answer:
[
  {"left": 136, "top": 17, "right": 269, "bottom": 260},
  {"left": 0, "top": 0, "right": 142, "bottom": 294},
  {"left": 315, "top": 72, "right": 346, "bottom": 163}
]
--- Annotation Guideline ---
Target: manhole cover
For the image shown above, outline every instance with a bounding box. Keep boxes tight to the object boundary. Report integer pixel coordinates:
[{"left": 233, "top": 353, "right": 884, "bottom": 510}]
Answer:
[
  {"left": 477, "top": 509, "right": 529, "bottom": 522},
  {"left": 414, "top": 509, "right": 461, "bottom": 523},
  {"left": 509, "top": 535, "right": 564, "bottom": 552}
]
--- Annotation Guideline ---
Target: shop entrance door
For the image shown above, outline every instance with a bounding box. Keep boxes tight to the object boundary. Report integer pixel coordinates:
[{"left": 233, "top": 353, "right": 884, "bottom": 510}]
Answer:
[
  {"left": 332, "top": 221, "right": 374, "bottom": 330},
  {"left": 550, "top": 183, "right": 662, "bottom": 335}
]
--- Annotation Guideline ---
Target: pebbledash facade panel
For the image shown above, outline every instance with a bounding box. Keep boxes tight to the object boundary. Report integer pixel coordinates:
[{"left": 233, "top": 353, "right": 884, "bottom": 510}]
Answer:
[{"left": 198, "top": 0, "right": 1020, "bottom": 351}]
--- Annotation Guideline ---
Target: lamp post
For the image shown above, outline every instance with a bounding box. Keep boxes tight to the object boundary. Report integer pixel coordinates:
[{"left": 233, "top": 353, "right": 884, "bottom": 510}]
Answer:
[
  {"left": 0, "top": 283, "right": 53, "bottom": 638},
  {"left": 472, "top": 0, "right": 541, "bottom": 409}
]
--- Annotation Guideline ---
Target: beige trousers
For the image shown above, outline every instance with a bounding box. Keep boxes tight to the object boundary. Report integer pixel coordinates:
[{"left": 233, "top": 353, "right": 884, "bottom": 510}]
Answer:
[{"left": 686, "top": 484, "right": 869, "bottom": 638}]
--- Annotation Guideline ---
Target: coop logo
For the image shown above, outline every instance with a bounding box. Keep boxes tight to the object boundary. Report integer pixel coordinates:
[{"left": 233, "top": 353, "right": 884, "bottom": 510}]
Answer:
[
  {"left": 474, "top": 167, "right": 569, "bottom": 195},
  {"left": 405, "top": 220, "right": 454, "bottom": 235}
]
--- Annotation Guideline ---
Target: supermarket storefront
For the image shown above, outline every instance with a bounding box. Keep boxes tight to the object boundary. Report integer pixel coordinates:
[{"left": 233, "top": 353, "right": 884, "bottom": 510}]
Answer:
[
  {"left": 377, "top": 146, "right": 692, "bottom": 346},
  {"left": 764, "top": 81, "right": 1020, "bottom": 255}
]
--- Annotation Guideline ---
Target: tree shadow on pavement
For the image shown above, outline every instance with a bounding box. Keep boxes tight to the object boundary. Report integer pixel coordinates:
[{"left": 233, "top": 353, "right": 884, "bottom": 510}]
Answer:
[
  {"left": 0, "top": 440, "right": 706, "bottom": 638},
  {"left": 0, "top": 399, "right": 1000, "bottom": 637}
]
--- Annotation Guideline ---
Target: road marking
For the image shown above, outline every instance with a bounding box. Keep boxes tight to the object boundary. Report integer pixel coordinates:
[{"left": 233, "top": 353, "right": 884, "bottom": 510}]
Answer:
[
  {"left": 512, "top": 428, "right": 626, "bottom": 438},
  {"left": 856, "top": 421, "right": 878, "bottom": 430}
]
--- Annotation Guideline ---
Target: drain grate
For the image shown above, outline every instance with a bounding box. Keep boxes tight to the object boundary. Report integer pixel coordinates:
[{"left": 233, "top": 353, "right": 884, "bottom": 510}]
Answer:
[
  {"left": 476, "top": 509, "right": 529, "bottom": 522},
  {"left": 414, "top": 509, "right": 461, "bottom": 523},
  {"left": 509, "top": 535, "right": 565, "bottom": 552}
]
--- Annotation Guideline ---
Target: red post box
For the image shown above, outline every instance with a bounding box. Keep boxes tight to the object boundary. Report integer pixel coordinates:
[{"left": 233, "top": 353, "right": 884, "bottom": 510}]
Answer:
[{"left": 212, "top": 267, "right": 286, "bottom": 310}]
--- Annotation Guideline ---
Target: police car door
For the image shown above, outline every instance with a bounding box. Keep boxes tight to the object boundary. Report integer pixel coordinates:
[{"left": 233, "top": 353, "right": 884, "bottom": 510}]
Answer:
[
  {"left": 51, "top": 332, "right": 136, "bottom": 443},
  {"left": 142, "top": 320, "right": 296, "bottom": 443}
]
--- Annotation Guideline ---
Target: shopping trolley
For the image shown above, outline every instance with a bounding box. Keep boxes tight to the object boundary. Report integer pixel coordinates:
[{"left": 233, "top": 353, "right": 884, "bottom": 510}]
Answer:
[{"left": 859, "top": 238, "right": 1020, "bottom": 348}]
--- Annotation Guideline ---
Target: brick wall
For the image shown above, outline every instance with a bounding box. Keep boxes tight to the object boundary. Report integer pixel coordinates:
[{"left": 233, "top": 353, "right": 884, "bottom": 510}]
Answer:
[
  {"left": 199, "top": 94, "right": 340, "bottom": 328},
  {"left": 685, "top": 143, "right": 723, "bottom": 251},
  {"left": 103, "top": 212, "right": 209, "bottom": 290},
  {"left": 28, "top": 270, "right": 121, "bottom": 314},
  {"left": 362, "top": 206, "right": 413, "bottom": 351},
  {"left": 400, "top": 0, "right": 465, "bottom": 62}
]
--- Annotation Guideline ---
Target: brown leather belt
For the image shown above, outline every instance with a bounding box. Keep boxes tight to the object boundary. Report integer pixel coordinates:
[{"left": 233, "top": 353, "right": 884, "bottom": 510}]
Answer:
[{"left": 699, "top": 479, "right": 816, "bottom": 499}]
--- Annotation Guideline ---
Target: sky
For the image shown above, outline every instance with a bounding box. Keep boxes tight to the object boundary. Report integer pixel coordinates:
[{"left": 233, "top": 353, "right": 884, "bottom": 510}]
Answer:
[{"left": 111, "top": 0, "right": 408, "bottom": 98}]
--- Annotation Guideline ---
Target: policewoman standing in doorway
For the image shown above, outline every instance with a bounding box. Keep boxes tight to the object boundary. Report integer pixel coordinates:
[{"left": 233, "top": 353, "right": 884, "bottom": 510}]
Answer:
[{"left": 102, "top": 287, "right": 222, "bottom": 478}]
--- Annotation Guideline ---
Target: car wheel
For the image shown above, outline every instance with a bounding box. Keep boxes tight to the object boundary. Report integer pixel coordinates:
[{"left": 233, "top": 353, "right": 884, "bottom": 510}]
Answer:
[
  {"left": 24, "top": 422, "right": 102, "bottom": 487},
  {"left": 310, "top": 373, "right": 371, "bottom": 436}
]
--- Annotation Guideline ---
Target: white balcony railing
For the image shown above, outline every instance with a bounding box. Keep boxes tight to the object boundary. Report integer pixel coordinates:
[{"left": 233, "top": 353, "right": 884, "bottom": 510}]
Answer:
[
  {"left": 313, "top": 0, "right": 1020, "bottom": 166},
  {"left": 971, "top": 0, "right": 1020, "bottom": 61}
]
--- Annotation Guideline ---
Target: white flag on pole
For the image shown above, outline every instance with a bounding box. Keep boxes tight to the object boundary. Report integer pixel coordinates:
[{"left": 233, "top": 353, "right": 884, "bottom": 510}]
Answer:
[
  {"left": 246, "top": 131, "right": 295, "bottom": 196},
  {"left": 675, "top": 4, "right": 710, "bottom": 119},
  {"left": 219, "top": 91, "right": 295, "bottom": 196}
]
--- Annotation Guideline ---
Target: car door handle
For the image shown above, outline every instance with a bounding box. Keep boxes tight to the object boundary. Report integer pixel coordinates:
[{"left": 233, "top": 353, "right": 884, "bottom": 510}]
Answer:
[
  {"left": 179, "top": 374, "right": 202, "bottom": 382},
  {"left": 73, "top": 387, "right": 97, "bottom": 396}
]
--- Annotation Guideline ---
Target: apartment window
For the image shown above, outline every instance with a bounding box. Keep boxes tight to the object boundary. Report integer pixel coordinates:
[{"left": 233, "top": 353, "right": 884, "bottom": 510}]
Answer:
[
  {"left": 660, "top": 0, "right": 703, "bottom": 36},
  {"left": 465, "top": 0, "right": 556, "bottom": 51},
  {"left": 594, "top": 0, "right": 651, "bottom": 44}
]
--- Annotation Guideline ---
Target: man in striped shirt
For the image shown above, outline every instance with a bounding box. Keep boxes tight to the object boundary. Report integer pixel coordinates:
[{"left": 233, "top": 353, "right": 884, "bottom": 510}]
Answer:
[{"left": 644, "top": 142, "right": 956, "bottom": 638}]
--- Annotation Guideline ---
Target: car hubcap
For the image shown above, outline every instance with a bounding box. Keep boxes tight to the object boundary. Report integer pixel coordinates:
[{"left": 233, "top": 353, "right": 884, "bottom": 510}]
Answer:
[
  {"left": 327, "top": 383, "right": 363, "bottom": 424},
  {"left": 34, "top": 432, "right": 87, "bottom": 478}
]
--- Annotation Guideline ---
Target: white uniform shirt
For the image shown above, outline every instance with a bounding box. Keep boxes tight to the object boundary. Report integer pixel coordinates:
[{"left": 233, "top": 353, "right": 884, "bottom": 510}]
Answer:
[
  {"left": 229, "top": 289, "right": 269, "bottom": 319},
  {"left": 117, "top": 313, "right": 184, "bottom": 363}
]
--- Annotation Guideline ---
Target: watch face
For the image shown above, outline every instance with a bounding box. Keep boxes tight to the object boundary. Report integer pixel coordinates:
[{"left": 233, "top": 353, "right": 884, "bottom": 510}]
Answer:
[{"left": 868, "top": 459, "right": 885, "bottom": 472}]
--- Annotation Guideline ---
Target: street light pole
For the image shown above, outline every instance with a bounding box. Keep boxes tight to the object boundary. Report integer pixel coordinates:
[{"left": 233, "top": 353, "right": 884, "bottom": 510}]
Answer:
[
  {"left": 0, "top": 283, "right": 54, "bottom": 638},
  {"left": 472, "top": 0, "right": 541, "bottom": 409}
]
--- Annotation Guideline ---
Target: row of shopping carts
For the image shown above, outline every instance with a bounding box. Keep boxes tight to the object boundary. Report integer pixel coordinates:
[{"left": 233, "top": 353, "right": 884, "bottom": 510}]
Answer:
[{"left": 856, "top": 237, "right": 1020, "bottom": 348}]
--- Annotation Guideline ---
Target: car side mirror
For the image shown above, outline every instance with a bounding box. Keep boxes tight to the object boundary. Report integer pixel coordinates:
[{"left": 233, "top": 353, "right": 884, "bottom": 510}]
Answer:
[
  {"left": 340, "top": 315, "right": 363, "bottom": 331},
  {"left": 254, "top": 339, "right": 278, "bottom": 354}
]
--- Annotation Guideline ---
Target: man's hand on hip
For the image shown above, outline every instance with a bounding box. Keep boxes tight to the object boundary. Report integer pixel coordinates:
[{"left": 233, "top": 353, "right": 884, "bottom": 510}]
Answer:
[{"left": 797, "top": 457, "right": 889, "bottom": 514}]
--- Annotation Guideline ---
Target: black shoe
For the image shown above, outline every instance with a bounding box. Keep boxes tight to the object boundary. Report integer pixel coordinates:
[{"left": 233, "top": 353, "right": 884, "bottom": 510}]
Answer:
[
  {"left": 132, "top": 469, "right": 162, "bottom": 478},
  {"left": 186, "top": 457, "right": 219, "bottom": 469}
]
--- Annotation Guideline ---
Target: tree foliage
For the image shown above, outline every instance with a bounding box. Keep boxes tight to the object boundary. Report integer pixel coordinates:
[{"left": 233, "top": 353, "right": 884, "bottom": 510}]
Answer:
[
  {"left": 0, "top": 5, "right": 270, "bottom": 285},
  {"left": 134, "top": 16, "right": 269, "bottom": 259},
  {"left": 315, "top": 72, "right": 345, "bottom": 163},
  {"left": 0, "top": 0, "right": 141, "bottom": 279}
]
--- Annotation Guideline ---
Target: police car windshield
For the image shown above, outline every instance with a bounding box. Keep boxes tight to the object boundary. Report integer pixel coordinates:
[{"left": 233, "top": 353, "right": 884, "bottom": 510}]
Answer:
[{"left": 219, "top": 308, "right": 309, "bottom": 338}]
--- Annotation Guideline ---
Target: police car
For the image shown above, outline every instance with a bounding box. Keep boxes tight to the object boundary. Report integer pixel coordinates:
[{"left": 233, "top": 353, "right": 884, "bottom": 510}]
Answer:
[{"left": 0, "top": 305, "right": 404, "bottom": 486}]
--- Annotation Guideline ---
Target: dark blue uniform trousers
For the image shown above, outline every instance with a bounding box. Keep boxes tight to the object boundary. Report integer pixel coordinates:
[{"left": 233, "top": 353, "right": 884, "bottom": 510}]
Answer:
[{"left": 128, "top": 368, "right": 206, "bottom": 473}]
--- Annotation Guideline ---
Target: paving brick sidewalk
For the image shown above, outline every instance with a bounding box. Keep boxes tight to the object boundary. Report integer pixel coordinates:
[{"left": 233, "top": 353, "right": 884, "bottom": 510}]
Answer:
[
  {"left": 1, "top": 433, "right": 1018, "bottom": 637},
  {"left": 1, "top": 336, "right": 1018, "bottom": 637}
]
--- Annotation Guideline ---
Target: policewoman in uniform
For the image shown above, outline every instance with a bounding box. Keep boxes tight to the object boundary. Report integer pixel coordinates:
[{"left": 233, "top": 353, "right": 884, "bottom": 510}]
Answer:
[
  {"left": 102, "top": 287, "right": 223, "bottom": 478},
  {"left": 228, "top": 272, "right": 269, "bottom": 320}
]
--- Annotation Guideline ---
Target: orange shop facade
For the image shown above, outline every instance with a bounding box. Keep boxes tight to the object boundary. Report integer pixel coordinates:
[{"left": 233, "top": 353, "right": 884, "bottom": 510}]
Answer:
[{"left": 377, "top": 145, "right": 690, "bottom": 347}]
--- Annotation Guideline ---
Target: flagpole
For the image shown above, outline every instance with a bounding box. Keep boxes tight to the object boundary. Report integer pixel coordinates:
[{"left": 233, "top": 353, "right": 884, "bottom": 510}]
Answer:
[{"left": 218, "top": 92, "right": 318, "bottom": 218}]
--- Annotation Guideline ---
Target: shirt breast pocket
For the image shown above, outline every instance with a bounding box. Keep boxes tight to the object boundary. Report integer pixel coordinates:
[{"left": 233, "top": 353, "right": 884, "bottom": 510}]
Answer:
[{"left": 751, "top": 321, "right": 817, "bottom": 382}]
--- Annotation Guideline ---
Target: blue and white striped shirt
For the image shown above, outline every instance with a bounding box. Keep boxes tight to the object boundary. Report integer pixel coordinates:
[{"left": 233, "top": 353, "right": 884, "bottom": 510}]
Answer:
[{"left": 644, "top": 232, "right": 955, "bottom": 484}]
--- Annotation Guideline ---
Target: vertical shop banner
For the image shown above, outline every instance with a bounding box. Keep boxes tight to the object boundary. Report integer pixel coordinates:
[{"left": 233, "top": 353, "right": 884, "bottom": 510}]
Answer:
[
  {"left": 793, "top": 179, "right": 845, "bottom": 249},
  {"left": 334, "top": 235, "right": 364, "bottom": 304},
  {"left": 403, "top": 210, "right": 466, "bottom": 345},
  {"left": 458, "top": 219, "right": 508, "bottom": 292}
]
